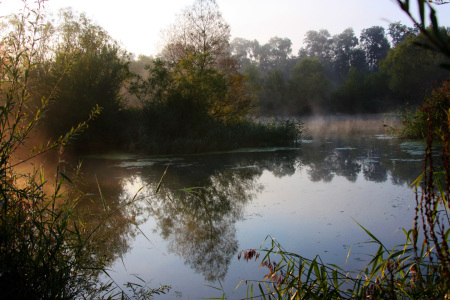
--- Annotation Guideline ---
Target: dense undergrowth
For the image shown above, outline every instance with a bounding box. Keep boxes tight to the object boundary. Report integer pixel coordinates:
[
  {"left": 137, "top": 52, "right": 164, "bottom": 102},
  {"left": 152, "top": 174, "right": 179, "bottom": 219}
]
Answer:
[{"left": 395, "top": 78, "right": 449, "bottom": 139}]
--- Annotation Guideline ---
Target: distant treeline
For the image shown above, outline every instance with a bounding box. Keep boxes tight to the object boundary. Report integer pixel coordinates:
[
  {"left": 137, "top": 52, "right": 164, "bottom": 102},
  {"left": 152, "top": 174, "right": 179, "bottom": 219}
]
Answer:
[{"left": 225, "top": 23, "right": 449, "bottom": 115}]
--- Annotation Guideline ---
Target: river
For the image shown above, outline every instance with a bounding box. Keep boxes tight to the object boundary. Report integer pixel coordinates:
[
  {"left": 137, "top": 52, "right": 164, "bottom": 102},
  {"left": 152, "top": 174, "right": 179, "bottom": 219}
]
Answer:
[{"left": 75, "top": 115, "right": 429, "bottom": 299}]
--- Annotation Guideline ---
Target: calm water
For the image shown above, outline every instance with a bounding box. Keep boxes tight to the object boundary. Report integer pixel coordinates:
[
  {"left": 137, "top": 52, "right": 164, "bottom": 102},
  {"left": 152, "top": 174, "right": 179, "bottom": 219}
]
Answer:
[{"left": 76, "top": 118, "right": 431, "bottom": 299}]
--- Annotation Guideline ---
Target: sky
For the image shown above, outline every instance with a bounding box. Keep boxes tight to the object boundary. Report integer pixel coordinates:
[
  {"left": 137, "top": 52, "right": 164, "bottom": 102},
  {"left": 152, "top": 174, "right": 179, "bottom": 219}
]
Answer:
[{"left": 2, "top": 0, "right": 450, "bottom": 57}]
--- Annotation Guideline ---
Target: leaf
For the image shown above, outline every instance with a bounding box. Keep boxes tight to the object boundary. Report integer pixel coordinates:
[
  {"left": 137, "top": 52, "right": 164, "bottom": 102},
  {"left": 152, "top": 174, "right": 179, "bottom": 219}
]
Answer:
[
  {"left": 58, "top": 171, "right": 73, "bottom": 184},
  {"left": 96, "top": 175, "right": 108, "bottom": 214},
  {"left": 353, "top": 218, "right": 387, "bottom": 251},
  {"left": 418, "top": 0, "right": 426, "bottom": 25},
  {"left": 155, "top": 162, "right": 171, "bottom": 194},
  {"left": 410, "top": 171, "right": 424, "bottom": 192}
]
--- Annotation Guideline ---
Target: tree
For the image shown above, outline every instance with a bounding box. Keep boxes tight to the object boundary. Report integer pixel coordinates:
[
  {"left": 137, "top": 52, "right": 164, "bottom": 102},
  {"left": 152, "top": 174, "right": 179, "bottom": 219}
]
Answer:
[
  {"left": 331, "top": 28, "right": 360, "bottom": 79},
  {"left": 360, "top": 26, "right": 391, "bottom": 71},
  {"left": 34, "top": 9, "right": 130, "bottom": 151},
  {"left": 381, "top": 31, "right": 449, "bottom": 104},
  {"left": 289, "top": 57, "right": 331, "bottom": 114},
  {"left": 230, "top": 37, "right": 261, "bottom": 68},
  {"left": 334, "top": 68, "right": 390, "bottom": 113},
  {"left": 388, "top": 21, "right": 419, "bottom": 47},
  {"left": 299, "top": 29, "right": 334, "bottom": 68},
  {"left": 258, "top": 37, "right": 293, "bottom": 73},
  {"left": 396, "top": 0, "right": 450, "bottom": 60},
  {"left": 148, "top": 0, "right": 256, "bottom": 123},
  {"left": 258, "top": 69, "right": 287, "bottom": 113},
  {"left": 160, "top": 0, "right": 231, "bottom": 73},
  {"left": 173, "top": 53, "right": 255, "bottom": 121}
]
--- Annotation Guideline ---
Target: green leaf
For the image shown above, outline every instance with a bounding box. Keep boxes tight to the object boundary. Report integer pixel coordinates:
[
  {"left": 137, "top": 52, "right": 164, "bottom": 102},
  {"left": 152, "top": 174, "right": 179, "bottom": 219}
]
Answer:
[
  {"left": 96, "top": 176, "right": 108, "bottom": 214},
  {"left": 353, "top": 218, "right": 387, "bottom": 251},
  {"left": 58, "top": 171, "right": 73, "bottom": 184}
]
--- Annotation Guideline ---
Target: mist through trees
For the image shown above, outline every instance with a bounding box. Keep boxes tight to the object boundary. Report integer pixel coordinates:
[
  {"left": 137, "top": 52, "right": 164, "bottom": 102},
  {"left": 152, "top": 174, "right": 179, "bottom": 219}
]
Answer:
[{"left": 230, "top": 23, "right": 449, "bottom": 115}]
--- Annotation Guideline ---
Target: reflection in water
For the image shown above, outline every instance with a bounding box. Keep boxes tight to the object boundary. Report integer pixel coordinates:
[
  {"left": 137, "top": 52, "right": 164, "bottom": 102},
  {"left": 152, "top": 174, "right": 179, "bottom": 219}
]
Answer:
[
  {"left": 75, "top": 135, "right": 430, "bottom": 293},
  {"left": 133, "top": 167, "right": 262, "bottom": 281}
]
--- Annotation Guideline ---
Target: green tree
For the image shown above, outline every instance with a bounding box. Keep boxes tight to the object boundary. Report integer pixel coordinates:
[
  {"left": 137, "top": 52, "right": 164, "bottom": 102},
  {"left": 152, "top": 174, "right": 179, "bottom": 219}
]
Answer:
[
  {"left": 299, "top": 29, "right": 333, "bottom": 67},
  {"left": 331, "top": 28, "right": 360, "bottom": 79},
  {"left": 230, "top": 37, "right": 261, "bottom": 68},
  {"left": 289, "top": 57, "right": 331, "bottom": 114},
  {"left": 381, "top": 31, "right": 449, "bottom": 104},
  {"left": 388, "top": 21, "right": 419, "bottom": 47},
  {"left": 360, "top": 26, "right": 391, "bottom": 71},
  {"left": 259, "top": 69, "right": 288, "bottom": 113},
  {"left": 34, "top": 9, "right": 130, "bottom": 151},
  {"left": 334, "top": 68, "right": 390, "bottom": 113},
  {"left": 258, "top": 36, "right": 294, "bottom": 74},
  {"left": 144, "top": 0, "right": 257, "bottom": 123}
]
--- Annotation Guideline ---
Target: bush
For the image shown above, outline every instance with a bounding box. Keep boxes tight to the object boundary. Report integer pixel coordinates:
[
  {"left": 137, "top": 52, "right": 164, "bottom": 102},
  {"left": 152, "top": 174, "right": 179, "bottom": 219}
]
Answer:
[{"left": 397, "top": 78, "right": 450, "bottom": 139}]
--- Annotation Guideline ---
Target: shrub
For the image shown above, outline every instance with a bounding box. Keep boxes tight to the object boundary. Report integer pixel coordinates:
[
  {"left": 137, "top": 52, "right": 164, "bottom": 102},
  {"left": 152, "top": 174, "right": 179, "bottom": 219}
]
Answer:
[{"left": 396, "top": 78, "right": 450, "bottom": 139}]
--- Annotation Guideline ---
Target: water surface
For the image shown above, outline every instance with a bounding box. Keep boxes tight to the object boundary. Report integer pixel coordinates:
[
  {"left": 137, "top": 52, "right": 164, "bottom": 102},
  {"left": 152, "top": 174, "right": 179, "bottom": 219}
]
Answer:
[{"left": 77, "top": 123, "right": 428, "bottom": 299}]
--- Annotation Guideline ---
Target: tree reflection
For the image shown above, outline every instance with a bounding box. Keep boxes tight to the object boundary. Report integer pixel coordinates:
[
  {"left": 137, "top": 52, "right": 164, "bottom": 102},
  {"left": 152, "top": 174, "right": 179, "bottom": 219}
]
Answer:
[
  {"left": 300, "top": 138, "right": 423, "bottom": 185},
  {"left": 72, "top": 137, "right": 427, "bottom": 284},
  {"left": 118, "top": 166, "right": 263, "bottom": 281}
]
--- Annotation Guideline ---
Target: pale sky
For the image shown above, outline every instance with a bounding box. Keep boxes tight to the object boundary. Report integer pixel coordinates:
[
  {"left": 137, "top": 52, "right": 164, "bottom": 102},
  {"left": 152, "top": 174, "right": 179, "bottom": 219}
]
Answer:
[{"left": 2, "top": 0, "right": 450, "bottom": 56}]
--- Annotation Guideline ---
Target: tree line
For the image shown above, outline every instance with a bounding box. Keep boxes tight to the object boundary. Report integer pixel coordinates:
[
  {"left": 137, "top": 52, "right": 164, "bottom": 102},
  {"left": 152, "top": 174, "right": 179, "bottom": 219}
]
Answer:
[
  {"left": 229, "top": 23, "right": 449, "bottom": 115},
  {"left": 3, "top": 0, "right": 449, "bottom": 155}
]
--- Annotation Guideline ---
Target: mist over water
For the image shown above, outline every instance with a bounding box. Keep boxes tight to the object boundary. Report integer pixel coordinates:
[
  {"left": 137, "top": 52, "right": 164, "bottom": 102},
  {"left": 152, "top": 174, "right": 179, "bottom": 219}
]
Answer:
[{"left": 301, "top": 113, "right": 397, "bottom": 139}]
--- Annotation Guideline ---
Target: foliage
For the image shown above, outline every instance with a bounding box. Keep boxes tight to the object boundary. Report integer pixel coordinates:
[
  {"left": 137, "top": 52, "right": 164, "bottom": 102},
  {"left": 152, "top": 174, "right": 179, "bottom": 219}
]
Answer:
[
  {"left": 124, "top": 0, "right": 305, "bottom": 154},
  {"left": 127, "top": 53, "right": 271, "bottom": 153},
  {"left": 388, "top": 21, "right": 419, "bottom": 47},
  {"left": 288, "top": 57, "right": 331, "bottom": 114},
  {"left": 360, "top": 26, "right": 391, "bottom": 72},
  {"left": 31, "top": 9, "right": 131, "bottom": 152},
  {"left": 381, "top": 30, "right": 449, "bottom": 105},
  {"left": 160, "top": 0, "right": 231, "bottom": 73},
  {"left": 0, "top": 2, "right": 98, "bottom": 298},
  {"left": 333, "top": 68, "right": 390, "bottom": 113},
  {"left": 239, "top": 219, "right": 449, "bottom": 299},
  {"left": 396, "top": 78, "right": 450, "bottom": 138},
  {"left": 396, "top": 0, "right": 450, "bottom": 63},
  {"left": 123, "top": 98, "right": 303, "bottom": 153},
  {"left": 231, "top": 21, "right": 445, "bottom": 116}
]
